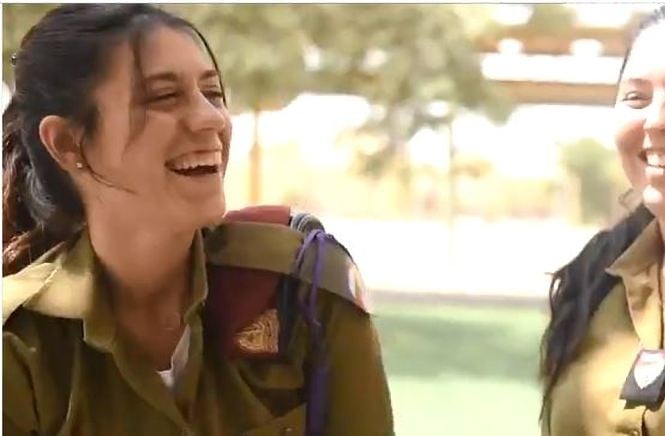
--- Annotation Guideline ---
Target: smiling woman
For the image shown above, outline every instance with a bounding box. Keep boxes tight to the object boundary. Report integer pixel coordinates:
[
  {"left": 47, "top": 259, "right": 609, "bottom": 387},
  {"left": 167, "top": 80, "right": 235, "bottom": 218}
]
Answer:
[
  {"left": 540, "top": 6, "right": 665, "bottom": 436},
  {"left": 2, "top": 5, "right": 393, "bottom": 436}
]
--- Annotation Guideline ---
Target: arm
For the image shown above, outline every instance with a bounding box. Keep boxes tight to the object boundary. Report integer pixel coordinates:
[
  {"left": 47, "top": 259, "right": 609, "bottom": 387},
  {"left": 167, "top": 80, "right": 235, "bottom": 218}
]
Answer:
[
  {"left": 3, "top": 331, "right": 40, "bottom": 435},
  {"left": 4, "top": 416, "right": 35, "bottom": 436},
  {"left": 319, "top": 292, "right": 394, "bottom": 436}
]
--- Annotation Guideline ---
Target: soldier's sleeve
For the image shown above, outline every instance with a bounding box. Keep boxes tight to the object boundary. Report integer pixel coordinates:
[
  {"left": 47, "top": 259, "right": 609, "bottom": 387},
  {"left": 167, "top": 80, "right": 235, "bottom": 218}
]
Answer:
[
  {"left": 540, "top": 409, "right": 552, "bottom": 436},
  {"left": 318, "top": 290, "right": 394, "bottom": 435},
  {"left": 3, "top": 415, "right": 34, "bottom": 436},
  {"left": 3, "top": 327, "right": 40, "bottom": 435}
]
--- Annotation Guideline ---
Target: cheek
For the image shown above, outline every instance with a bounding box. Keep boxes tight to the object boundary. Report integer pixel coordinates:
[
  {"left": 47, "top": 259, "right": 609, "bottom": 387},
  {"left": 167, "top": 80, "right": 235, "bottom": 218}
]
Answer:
[
  {"left": 220, "top": 116, "right": 232, "bottom": 172},
  {"left": 614, "top": 108, "right": 646, "bottom": 189},
  {"left": 84, "top": 114, "right": 131, "bottom": 172},
  {"left": 125, "top": 110, "right": 179, "bottom": 160},
  {"left": 84, "top": 110, "right": 179, "bottom": 188}
]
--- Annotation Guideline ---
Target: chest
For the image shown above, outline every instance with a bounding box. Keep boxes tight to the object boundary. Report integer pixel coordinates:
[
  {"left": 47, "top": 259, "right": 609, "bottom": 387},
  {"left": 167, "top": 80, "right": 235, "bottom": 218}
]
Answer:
[
  {"left": 549, "top": 280, "right": 665, "bottom": 436},
  {"left": 42, "top": 329, "right": 308, "bottom": 436}
]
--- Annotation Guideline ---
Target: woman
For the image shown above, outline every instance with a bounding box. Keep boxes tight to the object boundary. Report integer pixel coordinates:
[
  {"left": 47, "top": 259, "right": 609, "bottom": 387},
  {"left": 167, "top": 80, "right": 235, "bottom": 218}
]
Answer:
[
  {"left": 541, "top": 6, "right": 665, "bottom": 436},
  {"left": 3, "top": 5, "right": 393, "bottom": 435}
]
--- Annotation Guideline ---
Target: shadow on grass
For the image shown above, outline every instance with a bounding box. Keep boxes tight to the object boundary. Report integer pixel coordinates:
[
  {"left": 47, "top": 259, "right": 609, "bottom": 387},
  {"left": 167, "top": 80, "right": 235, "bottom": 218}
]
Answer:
[{"left": 374, "top": 310, "right": 543, "bottom": 382}]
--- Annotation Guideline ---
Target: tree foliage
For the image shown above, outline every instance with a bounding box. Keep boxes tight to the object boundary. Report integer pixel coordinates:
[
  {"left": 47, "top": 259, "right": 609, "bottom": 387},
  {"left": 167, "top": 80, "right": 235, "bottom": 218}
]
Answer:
[
  {"left": 300, "top": 5, "right": 511, "bottom": 177},
  {"left": 3, "top": 4, "right": 56, "bottom": 88},
  {"left": 560, "top": 138, "right": 619, "bottom": 224},
  {"left": 525, "top": 4, "right": 576, "bottom": 36},
  {"left": 5, "top": 4, "right": 508, "bottom": 128},
  {"left": 4, "top": 5, "right": 512, "bottom": 198}
]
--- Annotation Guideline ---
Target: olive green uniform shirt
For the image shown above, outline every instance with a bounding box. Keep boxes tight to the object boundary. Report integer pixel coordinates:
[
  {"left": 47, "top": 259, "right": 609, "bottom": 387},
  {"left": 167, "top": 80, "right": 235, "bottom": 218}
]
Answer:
[
  {"left": 3, "top": 228, "right": 393, "bottom": 436},
  {"left": 545, "top": 220, "right": 665, "bottom": 436}
]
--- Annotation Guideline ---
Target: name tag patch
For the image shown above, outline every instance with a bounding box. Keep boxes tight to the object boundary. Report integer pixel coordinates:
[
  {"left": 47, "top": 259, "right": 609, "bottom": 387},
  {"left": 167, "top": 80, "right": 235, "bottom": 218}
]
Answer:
[{"left": 620, "top": 349, "right": 665, "bottom": 405}]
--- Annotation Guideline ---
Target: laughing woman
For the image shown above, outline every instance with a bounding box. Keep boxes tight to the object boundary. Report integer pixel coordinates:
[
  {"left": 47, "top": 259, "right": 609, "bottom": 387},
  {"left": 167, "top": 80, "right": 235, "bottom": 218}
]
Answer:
[
  {"left": 2, "top": 5, "right": 393, "bottom": 435},
  {"left": 540, "top": 6, "right": 665, "bottom": 436}
]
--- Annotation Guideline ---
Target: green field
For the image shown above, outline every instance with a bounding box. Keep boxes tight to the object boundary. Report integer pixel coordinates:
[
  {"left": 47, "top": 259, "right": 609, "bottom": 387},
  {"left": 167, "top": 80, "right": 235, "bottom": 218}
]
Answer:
[{"left": 374, "top": 302, "right": 548, "bottom": 436}]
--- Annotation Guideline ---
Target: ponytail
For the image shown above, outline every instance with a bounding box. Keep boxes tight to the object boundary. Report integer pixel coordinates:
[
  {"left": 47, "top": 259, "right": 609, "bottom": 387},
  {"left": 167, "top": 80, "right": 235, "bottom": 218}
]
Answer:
[{"left": 2, "top": 98, "right": 81, "bottom": 276}]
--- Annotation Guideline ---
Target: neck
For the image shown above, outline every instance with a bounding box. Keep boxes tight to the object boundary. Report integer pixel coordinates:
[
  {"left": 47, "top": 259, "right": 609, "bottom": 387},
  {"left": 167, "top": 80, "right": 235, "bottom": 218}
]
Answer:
[
  {"left": 87, "top": 215, "right": 196, "bottom": 313},
  {"left": 659, "top": 220, "right": 665, "bottom": 296}
]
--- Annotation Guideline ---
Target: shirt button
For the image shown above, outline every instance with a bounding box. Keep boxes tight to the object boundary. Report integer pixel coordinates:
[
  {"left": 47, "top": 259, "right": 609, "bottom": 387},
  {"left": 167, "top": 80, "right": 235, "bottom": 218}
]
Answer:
[
  {"left": 629, "top": 430, "right": 640, "bottom": 436},
  {"left": 282, "top": 427, "right": 295, "bottom": 435}
]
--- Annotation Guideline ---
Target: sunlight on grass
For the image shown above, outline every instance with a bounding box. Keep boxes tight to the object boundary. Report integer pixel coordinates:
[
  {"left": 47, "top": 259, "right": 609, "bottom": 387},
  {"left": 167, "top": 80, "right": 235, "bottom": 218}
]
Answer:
[{"left": 375, "top": 303, "right": 548, "bottom": 436}]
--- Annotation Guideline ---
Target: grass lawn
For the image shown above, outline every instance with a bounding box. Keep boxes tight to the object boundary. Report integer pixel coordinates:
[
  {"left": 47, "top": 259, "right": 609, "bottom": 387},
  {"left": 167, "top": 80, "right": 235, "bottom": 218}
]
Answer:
[{"left": 374, "top": 302, "right": 548, "bottom": 436}]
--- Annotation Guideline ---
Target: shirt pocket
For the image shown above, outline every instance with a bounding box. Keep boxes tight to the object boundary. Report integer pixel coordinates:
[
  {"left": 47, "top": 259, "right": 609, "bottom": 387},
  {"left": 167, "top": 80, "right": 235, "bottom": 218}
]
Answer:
[{"left": 242, "top": 404, "right": 306, "bottom": 436}]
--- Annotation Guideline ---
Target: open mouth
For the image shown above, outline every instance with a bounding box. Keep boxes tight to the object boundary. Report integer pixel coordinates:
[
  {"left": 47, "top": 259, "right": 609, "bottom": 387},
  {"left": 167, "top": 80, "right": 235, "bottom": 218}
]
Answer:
[
  {"left": 165, "top": 150, "right": 223, "bottom": 177},
  {"left": 169, "top": 165, "right": 220, "bottom": 176}
]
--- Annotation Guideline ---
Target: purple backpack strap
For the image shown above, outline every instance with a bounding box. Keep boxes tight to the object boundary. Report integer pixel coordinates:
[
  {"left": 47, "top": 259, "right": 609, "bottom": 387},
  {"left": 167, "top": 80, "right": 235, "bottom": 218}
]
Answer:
[{"left": 292, "top": 228, "right": 334, "bottom": 436}]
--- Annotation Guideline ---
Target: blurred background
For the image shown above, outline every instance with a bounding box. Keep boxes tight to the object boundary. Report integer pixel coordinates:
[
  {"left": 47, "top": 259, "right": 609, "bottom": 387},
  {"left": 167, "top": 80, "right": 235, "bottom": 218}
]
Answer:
[{"left": 3, "top": 3, "right": 662, "bottom": 435}]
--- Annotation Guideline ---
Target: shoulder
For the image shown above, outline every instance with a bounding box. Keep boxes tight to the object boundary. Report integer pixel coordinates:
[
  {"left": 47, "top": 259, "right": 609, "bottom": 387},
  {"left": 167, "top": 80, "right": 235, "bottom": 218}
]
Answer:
[
  {"left": 3, "top": 238, "right": 84, "bottom": 373},
  {"left": 204, "top": 206, "right": 371, "bottom": 314},
  {"left": 201, "top": 206, "right": 372, "bottom": 360},
  {"left": 2, "top": 237, "right": 81, "bottom": 326},
  {"left": 3, "top": 258, "right": 60, "bottom": 326},
  {"left": 4, "top": 300, "right": 79, "bottom": 370},
  {"left": 4, "top": 306, "right": 77, "bottom": 435}
]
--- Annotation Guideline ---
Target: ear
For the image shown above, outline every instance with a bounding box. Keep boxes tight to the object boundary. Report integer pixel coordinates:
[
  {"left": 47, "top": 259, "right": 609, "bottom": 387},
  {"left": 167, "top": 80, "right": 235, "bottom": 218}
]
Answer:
[{"left": 38, "top": 115, "right": 83, "bottom": 173}]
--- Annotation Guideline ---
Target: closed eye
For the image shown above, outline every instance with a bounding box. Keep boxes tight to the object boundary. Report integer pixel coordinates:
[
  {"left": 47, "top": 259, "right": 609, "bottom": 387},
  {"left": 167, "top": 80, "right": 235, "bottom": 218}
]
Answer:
[
  {"left": 204, "top": 90, "right": 223, "bottom": 98},
  {"left": 203, "top": 90, "right": 225, "bottom": 106},
  {"left": 624, "top": 91, "right": 644, "bottom": 100},
  {"left": 620, "top": 90, "right": 650, "bottom": 108},
  {"left": 150, "top": 92, "right": 178, "bottom": 102}
]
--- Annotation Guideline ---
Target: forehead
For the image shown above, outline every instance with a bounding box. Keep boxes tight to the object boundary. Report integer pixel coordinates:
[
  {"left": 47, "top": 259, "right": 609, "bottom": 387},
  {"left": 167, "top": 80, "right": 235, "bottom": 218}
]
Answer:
[
  {"left": 97, "top": 25, "right": 216, "bottom": 93},
  {"left": 137, "top": 25, "right": 215, "bottom": 77},
  {"left": 622, "top": 23, "right": 665, "bottom": 80}
]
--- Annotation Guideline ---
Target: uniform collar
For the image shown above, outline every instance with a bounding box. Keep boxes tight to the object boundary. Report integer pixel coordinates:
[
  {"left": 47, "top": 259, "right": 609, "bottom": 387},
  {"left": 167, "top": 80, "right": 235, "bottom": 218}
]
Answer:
[
  {"left": 606, "top": 219, "right": 662, "bottom": 279},
  {"left": 606, "top": 218, "right": 664, "bottom": 348},
  {"left": 8, "top": 229, "right": 209, "bottom": 352}
]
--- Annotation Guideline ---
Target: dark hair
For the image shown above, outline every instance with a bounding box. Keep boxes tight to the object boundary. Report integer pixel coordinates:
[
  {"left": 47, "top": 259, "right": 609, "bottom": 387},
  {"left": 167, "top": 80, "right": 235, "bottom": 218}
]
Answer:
[
  {"left": 2, "top": 4, "right": 225, "bottom": 276},
  {"left": 539, "top": 5, "right": 665, "bottom": 426}
]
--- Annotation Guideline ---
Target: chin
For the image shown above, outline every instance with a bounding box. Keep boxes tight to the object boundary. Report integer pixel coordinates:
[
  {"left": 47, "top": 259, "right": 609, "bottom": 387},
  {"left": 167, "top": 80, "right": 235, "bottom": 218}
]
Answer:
[
  {"left": 182, "top": 194, "right": 227, "bottom": 230},
  {"left": 200, "top": 212, "right": 226, "bottom": 228},
  {"left": 200, "top": 203, "right": 227, "bottom": 228},
  {"left": 642, "top": 185, "right": 665, "bottom": 219}
]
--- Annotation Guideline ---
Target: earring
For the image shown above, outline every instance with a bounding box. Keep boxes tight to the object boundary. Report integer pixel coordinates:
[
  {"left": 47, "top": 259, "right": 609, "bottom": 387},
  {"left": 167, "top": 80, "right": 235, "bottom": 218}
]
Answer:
[{"left": 75, "top": 162, "right": 84, "bottom": 169}]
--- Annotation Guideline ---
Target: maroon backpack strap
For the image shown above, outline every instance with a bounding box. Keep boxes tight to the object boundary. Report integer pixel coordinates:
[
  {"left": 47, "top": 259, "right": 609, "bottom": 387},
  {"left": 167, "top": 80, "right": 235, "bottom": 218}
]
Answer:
[
  {"left": 223, "top": 205, "right": 292, "bottom": 225},
  {"left": 203, "top": 205, "right": 291, "bottom": 359}
]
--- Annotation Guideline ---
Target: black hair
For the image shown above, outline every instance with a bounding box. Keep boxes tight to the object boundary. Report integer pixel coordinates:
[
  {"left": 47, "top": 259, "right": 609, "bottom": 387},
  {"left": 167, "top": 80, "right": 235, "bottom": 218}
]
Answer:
[
  {"left": 539, "top": 5, "right": 665, "bottom": 427},
  {"left": 3, "top": 4, "right": 225, "bottom": 276}
]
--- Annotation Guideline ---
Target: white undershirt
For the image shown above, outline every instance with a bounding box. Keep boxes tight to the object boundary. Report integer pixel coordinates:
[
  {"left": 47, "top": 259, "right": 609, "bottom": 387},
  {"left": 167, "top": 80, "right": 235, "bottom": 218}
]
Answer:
[{"left": 157, "top": 325, "right": 191, "bottom": 391}]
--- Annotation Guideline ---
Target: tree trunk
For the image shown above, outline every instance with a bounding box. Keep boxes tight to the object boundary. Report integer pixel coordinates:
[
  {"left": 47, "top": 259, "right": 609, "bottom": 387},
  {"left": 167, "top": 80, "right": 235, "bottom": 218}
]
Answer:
[
  {"left": 445, "top": 118, "right": 457, "bottom": 266},
  {"left": 249, "top": 108, "right": 262, "bottom": 204},
  {"left": 446, "top": 119, "right": 457, "bottom": 230}
]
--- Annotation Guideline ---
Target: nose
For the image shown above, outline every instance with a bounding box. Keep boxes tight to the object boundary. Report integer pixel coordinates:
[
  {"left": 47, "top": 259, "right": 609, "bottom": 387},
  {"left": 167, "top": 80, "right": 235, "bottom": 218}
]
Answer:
[
  {"left": 183, "top": 90, "right": 228, "bottom": 134},
  {"left": 644, "top": 91, "right": 665, "bottom": 133}
]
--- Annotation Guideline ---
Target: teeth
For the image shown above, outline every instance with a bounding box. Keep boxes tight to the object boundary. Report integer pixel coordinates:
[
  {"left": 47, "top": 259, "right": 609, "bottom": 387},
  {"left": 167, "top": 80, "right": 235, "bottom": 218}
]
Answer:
[
  {"left": 646, "top": 150, "right": 665, "bottom": 167},
  {"left": 167, "top": 151, "right": 222, "bottom": 171}
]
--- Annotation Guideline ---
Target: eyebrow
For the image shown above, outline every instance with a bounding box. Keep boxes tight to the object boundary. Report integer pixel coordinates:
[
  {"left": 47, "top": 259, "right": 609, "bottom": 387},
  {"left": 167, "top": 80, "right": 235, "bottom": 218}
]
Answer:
[
  {"left": 143, "top": 69, "right": 221, "bottom": 84},
  {"left": 619, "top": 77, "right": 650, "bottom": 87}
]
